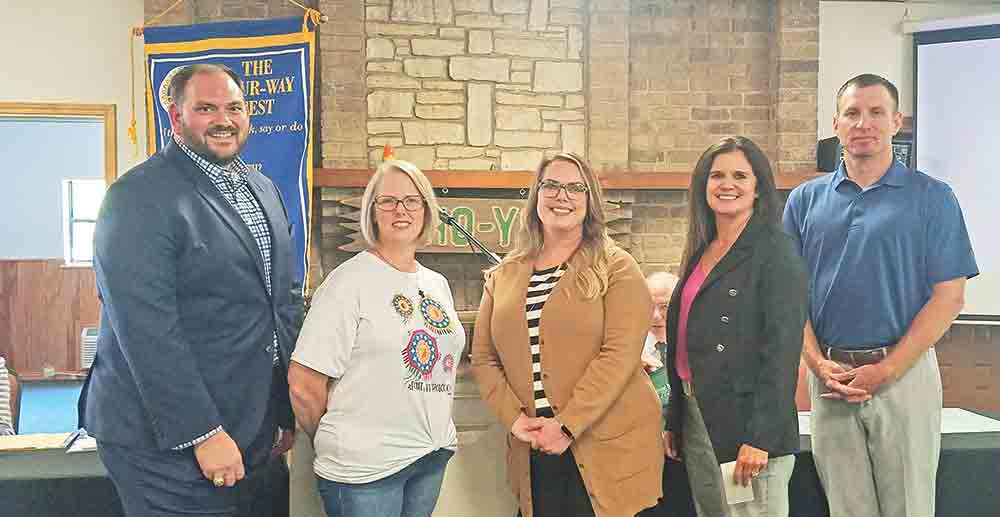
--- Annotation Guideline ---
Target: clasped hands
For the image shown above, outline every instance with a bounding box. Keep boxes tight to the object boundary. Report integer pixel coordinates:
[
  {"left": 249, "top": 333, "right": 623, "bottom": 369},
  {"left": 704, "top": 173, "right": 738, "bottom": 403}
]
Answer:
[
  {"left": 512, "top": 413, "right": 572, "bottom": 455},
  {"left": 817, "top": 359, "right": 895, "bottom": 403}
]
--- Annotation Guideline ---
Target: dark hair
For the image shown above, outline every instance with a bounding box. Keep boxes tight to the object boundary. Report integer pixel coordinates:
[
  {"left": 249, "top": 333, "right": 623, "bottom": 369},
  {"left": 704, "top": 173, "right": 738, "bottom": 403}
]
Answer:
[
  {"left": 678, "top": 136, "right": 781, "bottom": 276},
  {"left": 168, "top": 63, "right": 243, "bottom": 108},
  {"left": 836, "top": 73, "right": 899, "bottom": 114}
]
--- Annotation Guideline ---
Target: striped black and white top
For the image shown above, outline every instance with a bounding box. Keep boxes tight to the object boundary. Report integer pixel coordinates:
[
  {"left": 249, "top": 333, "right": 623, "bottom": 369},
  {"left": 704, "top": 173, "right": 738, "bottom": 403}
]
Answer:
[{"left": 527, "top": 264, "right": 565, "bottom": 415}]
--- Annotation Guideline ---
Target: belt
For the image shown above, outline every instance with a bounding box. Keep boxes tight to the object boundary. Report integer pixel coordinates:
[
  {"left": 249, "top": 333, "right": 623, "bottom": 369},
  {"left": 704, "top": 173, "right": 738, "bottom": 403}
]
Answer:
[
  {"left": 824, "top": 345, "right": 894, "bottom": 367},
  {"left": 681, "top": 379, "right": 695, "bottom": 397}
]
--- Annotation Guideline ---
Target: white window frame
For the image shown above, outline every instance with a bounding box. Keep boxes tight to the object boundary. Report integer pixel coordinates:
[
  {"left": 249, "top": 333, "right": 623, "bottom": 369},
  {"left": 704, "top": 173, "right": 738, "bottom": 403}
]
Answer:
[{"left": 62, "top": 179, "right": 104, "bottom": 266}]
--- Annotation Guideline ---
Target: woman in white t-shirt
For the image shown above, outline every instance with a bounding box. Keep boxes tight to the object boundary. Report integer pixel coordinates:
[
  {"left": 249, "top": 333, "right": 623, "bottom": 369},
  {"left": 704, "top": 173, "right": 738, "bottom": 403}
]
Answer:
[{"left": 289, "top": 160, "right": 465, "bottom": 517}]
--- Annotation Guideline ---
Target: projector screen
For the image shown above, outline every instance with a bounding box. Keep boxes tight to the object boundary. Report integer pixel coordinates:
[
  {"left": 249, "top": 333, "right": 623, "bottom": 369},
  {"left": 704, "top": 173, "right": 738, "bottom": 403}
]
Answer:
[{"left": 914, "top": 23, "right": 1000, "bottom": 320}]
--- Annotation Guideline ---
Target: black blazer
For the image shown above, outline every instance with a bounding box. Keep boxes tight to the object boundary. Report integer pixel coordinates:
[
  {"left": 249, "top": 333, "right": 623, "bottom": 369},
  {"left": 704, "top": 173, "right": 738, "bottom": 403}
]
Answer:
[
  {"left": 664, "top": 215, "right": 808, "bottom": 464},
  {"left": 79, "top": 142, "right": 304, "bottom": 453}
]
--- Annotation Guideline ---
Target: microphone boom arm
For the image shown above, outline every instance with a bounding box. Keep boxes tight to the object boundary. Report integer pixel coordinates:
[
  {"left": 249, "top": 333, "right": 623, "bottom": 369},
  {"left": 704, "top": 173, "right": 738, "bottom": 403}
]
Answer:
[{"left": 438, "top": 207, "right": 502, "bottom": 265}]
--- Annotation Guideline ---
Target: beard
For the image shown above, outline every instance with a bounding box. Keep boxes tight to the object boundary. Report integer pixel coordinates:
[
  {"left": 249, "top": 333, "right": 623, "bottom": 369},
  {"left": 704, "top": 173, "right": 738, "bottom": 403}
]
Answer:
[{"left": 179, "top": 123, "right": 248, "bottom": 165}]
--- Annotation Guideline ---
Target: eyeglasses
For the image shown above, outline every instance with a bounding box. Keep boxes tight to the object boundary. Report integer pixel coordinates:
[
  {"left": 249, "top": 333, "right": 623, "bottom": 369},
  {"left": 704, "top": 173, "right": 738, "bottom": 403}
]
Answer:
[
  {"left": 373, "top": 195, "right": 425, "bottom": 212},
  {"left": 539, "top": 179, "right": 589, "bottom": 199}
]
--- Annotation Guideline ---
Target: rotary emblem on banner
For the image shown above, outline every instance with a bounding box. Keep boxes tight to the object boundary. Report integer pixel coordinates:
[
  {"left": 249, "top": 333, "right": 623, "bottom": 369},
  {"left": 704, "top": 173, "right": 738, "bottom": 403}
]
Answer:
[
  {"left": 402, "top": 329, "right": 440, "bottom": 381},
  {"left": 419, "top": 296, "right": 453, "bottom": 335},
  {"left": 159, "top": 66, "right": 183, "bottom": 112},
  {"left": 391, "top": 294, "right": 414, "bottom": 321}
]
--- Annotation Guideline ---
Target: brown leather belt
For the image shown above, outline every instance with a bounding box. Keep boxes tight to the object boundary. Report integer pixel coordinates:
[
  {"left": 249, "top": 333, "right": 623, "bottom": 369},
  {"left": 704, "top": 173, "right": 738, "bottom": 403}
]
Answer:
[{"left": 824, "top": 345, "right": 894, "bottom": 367}]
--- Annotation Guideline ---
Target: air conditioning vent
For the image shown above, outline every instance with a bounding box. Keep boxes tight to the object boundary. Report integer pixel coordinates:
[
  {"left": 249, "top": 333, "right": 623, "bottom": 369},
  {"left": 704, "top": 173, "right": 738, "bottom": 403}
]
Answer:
[{"left": 80, "top": 327, "right": 99, "bottom": 369}]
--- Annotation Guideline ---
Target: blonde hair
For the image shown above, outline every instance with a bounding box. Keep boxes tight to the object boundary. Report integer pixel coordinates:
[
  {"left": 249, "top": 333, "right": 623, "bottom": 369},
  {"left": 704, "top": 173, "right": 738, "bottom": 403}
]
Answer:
[
  {"left": 504, "top": 152, "right": 615, "bottom": 300},
  {"left": 359, "top": 160, "right": 440, "bottom": 248}
]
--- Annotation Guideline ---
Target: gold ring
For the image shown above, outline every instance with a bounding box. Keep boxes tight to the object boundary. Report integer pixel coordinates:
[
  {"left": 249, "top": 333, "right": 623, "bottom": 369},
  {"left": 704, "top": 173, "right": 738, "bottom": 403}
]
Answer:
[{"left": 213, "top": 477, "right": 225, "bottom": 487}]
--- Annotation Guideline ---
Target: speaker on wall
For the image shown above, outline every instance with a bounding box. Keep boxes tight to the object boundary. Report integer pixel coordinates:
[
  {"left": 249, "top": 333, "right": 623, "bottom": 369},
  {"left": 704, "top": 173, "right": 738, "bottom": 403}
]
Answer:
[{"left": 816, "top": 136, "right": 841, "bottom": 172}]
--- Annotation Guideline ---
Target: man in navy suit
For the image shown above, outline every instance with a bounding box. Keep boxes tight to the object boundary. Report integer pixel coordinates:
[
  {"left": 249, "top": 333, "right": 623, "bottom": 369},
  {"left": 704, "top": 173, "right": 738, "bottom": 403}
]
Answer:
[{"left": 79, "top": 63, "right": 303, "bottom": 516}]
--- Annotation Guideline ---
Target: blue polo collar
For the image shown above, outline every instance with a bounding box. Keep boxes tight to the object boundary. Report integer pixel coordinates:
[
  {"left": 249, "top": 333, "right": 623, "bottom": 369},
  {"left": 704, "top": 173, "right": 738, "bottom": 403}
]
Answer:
[{"left": 832, "top": 159, "right": 910, "bottom": 190}]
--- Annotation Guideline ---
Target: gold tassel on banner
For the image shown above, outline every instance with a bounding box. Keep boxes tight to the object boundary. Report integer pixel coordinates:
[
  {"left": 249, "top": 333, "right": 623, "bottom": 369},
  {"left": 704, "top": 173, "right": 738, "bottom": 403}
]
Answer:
[{"left": 126, "top": 0, "right": 325, "bottom": 156}]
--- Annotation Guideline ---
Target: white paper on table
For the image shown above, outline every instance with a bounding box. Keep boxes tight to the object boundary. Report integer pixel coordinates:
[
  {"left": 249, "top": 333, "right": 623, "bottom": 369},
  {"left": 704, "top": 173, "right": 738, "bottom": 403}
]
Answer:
[
  {"left": 799, "top": 408, "right": 1000, "bottom": 436},
  {"left": 720, "top": 461, "right": 755, "bottom": 505},
  {"left": 798, "top": 411, "right": 811, "bottom": 435},
  {"left": 940, "top": 408, "right": 1000, "bottom": 433},
  {"left": 66, "top": 435, "right": 97, "bottom": 453}
]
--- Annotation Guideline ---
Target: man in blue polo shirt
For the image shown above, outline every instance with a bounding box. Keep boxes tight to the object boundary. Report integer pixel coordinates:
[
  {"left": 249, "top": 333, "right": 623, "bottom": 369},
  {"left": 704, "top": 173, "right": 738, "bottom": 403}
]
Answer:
[{"left": 783, "top": 73, "right": 978, "bottom": 517}]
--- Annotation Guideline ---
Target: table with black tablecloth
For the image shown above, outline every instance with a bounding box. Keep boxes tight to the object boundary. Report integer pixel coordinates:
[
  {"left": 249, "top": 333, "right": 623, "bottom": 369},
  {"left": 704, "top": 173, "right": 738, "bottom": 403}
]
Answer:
[
  {"left": 0, "top": 433, "right": 289, "bottom": 517},
  {"left": 789, "top": 410, "right": 1000, "bottom": 517},
  {"left": 0, "top": 433, "right": 124, "bottom": 517}
]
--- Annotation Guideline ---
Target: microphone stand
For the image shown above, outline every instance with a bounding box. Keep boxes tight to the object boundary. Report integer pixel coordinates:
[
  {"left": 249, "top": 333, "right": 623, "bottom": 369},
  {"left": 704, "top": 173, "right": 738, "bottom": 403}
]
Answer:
[{"left": 438, "top": 207, "right": 502, "bottom": 265}]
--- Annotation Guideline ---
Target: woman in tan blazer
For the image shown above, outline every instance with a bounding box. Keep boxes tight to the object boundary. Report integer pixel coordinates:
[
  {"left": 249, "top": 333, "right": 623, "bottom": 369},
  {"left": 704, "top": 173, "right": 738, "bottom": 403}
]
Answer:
[{"left": 471, "top": 152, "right": 663, "bottom": 517}]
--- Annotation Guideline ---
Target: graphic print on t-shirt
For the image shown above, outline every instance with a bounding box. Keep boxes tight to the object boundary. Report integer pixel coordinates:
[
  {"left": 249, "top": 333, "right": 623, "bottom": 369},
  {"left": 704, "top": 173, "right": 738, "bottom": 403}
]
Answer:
[
  {"left": 419, "top": 294, "right": 453, "bottom": 335},
  {"left": 391, "top": 293, "right": 414, "bottom": 321},
  {"left": 402, "top": 329, "right": 440, "bottom": 381},
  {"left": 398, "top": 290, "right": 457, "bottom": 394}
]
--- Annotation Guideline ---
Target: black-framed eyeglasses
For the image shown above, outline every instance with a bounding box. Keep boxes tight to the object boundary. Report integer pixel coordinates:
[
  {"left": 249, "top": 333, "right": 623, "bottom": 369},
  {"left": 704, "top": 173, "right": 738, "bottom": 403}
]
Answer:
[
  {"left": 539, "top": 179, "right": 589, "bottom": 199},
  {"left": 373, "top": 195, "right": 425, "bottom": 212}
]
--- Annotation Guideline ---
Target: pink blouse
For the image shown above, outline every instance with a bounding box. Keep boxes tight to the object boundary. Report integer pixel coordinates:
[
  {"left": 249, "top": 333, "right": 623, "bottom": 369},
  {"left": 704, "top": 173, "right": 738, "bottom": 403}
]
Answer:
[{"left": 675, "top": 264, "right": 707, "bottom": 382}]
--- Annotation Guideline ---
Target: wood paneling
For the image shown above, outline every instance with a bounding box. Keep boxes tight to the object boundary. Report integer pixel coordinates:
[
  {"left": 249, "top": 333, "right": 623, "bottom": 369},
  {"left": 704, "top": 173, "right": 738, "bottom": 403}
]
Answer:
[{"left": 0, "top": 260, "right": 99, "bottom": 377}]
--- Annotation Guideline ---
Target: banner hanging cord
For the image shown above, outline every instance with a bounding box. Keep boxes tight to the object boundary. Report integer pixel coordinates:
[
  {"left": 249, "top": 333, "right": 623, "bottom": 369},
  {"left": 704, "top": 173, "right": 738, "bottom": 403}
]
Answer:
[
  {"left": 285, "top": 0, "right": 328, "bottom": 31},
  {"left": 126, "top": 0, "right": 325, "bottom": 154}
]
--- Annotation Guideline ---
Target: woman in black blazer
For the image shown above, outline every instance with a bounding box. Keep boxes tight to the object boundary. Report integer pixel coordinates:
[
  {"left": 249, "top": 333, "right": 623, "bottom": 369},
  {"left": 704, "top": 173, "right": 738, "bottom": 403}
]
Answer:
[{"left": 662, "top": 136, "right": 808, "bottom": 517}]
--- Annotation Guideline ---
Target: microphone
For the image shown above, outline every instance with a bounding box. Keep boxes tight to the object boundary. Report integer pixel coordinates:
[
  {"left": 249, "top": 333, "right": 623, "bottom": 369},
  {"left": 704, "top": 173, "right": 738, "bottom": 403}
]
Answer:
[
  {"left": 437, "top": 206, "right": 453, "bottom": 224},
  {"left": 438, "top": 207, "right": 502, "bottom": 265}
]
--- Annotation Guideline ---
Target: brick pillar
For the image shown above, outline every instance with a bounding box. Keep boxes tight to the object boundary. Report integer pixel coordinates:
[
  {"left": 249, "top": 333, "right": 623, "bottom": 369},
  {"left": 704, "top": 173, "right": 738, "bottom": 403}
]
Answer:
[
  {"left": 319, "top": 0, "right": 368, "bottom": 169},
  {"left": 627, "top": 0, "right": 776, "bottom": 172},
  {"left": 588, "top": 0, "right": 630, "bottom": 172},
  {"left": 145, "top": 0, "right": 195, "bottom": 24},
  {"left": 773, "top": 0, "right": 819, "bottom": 174}
]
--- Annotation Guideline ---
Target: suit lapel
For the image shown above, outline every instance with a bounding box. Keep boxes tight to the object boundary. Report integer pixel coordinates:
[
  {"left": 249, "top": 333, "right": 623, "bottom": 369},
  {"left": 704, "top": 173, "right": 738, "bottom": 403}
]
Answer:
[
  {"left": 546, "top": 260, "right": 577, "bottom": 307},
  {"left": 698, "top": 215, "right": 762, "bottom": 295},
  {"left": 165, "top": 143, "right": 269, "bottom": 292}
]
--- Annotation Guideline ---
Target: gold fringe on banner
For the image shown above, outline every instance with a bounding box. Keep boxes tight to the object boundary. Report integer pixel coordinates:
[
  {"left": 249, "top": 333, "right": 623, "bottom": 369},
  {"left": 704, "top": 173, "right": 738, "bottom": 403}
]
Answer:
[{"left": 126, "top": 0, "right": 325, "bottom": 156}]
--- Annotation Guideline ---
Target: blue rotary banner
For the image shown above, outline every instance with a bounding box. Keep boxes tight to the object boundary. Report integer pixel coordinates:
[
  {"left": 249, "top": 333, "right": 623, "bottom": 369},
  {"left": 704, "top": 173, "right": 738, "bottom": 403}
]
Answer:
[{"left": 144, "top": 17, "right": 316, "bottom": 285}]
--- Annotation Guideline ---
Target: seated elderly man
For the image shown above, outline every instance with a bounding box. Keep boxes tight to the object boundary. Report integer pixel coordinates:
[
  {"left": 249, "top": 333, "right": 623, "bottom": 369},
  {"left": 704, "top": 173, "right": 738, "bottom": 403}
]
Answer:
[
  {"left": 642, "top": 272, "right": 678, "bottom": 373},
  {"left": 642, "top": 272, "right": 696, "bottom": 517}
]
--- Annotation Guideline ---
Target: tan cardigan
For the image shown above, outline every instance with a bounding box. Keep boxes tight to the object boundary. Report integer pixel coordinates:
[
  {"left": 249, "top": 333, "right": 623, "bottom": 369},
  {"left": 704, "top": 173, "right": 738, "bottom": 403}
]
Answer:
[{"left": 471, "top": 246, "right": 663, "bottom": 517}]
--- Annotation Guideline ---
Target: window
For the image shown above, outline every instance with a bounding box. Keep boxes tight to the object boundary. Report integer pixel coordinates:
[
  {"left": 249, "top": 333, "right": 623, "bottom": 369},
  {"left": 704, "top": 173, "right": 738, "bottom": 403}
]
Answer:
[{"left": 62, "top": 179, "right": 105, "bottom": 265}]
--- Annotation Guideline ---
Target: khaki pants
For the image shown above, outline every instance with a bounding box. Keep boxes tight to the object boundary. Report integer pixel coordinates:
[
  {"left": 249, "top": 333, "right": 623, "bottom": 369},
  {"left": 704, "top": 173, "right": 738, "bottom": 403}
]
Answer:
[
  {"left": 809, "top": 350, "right": 942, "bottom": 517},
  {"left": 681, "top": 395, "right": 795, "bottom": 517}
]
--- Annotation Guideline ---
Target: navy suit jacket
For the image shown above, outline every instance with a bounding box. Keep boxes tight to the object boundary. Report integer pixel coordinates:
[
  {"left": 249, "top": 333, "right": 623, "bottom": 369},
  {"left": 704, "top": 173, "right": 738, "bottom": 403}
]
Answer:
[{"left": 80, "top": 142, "right": 304, "bottom": 453}]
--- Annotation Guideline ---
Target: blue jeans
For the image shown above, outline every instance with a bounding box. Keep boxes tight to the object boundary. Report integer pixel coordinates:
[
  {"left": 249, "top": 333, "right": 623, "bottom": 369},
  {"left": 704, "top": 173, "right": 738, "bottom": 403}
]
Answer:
[{"left": 317, "top": 448, "right": 454, "bottom": 517}]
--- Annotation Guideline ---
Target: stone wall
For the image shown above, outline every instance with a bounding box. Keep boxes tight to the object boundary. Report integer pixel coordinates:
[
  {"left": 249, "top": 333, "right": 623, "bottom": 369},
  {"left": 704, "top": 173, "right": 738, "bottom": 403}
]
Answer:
[
  {"left": 355, "top": 0, "right": 587, "bottom": 171},
  {"left": 145, "top": 0, "right": 820, "bottom": 309}
]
